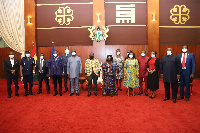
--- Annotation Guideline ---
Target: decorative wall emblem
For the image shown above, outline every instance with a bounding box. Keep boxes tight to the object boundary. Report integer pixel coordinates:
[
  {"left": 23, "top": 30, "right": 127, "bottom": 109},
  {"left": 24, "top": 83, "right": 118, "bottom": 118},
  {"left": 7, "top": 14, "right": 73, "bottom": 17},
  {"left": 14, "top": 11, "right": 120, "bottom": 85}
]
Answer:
[
  {"left": 170, "top": 5, "right": 190, "bottom": 24},
  {"left": 55, "top": 6, "right": 74, "bottom": 25},
  {"left": 88, "top": 26, "right": 109, "bottom": 42},
  {"left": 116, "top": 4, "right": 135, "bottom": 23}
]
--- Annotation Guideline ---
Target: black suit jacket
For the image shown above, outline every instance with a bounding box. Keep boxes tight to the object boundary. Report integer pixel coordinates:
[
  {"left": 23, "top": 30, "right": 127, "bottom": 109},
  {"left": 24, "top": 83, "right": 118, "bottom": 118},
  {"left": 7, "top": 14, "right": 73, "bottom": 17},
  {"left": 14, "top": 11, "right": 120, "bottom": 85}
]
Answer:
[
  {"left": 4, "top": 58, "right": 20, "bottom": 78},
  {"left": 35, "top": 59, "right": 48, "bottom": 76}
]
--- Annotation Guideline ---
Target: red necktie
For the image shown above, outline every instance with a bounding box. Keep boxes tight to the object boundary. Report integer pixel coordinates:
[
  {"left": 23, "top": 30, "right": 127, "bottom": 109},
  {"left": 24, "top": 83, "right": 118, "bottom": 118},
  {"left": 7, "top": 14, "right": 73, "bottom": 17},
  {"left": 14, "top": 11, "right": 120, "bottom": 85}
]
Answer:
[{"left": 182, "top": 54, "right": 185, "bottom": 68}]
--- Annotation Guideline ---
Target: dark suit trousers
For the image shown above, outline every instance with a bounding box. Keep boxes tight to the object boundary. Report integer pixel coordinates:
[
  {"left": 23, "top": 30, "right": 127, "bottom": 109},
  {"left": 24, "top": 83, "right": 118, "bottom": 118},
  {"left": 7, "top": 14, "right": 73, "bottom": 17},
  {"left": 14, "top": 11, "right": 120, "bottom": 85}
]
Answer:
[
  {"left": 52, "top": 75, "right": 62, "bottom": 94},
  {"left": 87, "top": 73, "right": 98, "bottom": 93},
  {"left": 164, "top": 82, "right": 178, "bottom": 99},
  {"left": 64, "top": 73, "right": 68, "bottom": 91},
  {"left": 180, "top": 70, "right": 190, "bottom": 98},
  {"left": 7, "top": 77, "right": 19, "bottom": 96},
  {"left": 23, "top": 75, "right": 33, "bottom": 94},
  {"left": 38, "top": 73, "right": 50, "bottom": 92}
]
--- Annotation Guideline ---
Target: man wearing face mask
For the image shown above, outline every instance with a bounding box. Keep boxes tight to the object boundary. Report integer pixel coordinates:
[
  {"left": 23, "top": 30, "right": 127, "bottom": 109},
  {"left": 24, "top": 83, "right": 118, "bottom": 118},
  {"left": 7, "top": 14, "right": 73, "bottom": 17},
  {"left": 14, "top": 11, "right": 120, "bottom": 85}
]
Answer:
[
  {"left": 20, "top": 50, "right": 35, "bottom": 96},
  {"left": 177, "top": 45, "right": 196, "bottom": 102},
  {"left": 160, "top": 48, "right": 181, "bottom": 103},
  {"left": 85, "top": 52, "right": 101, "bottom": 96},
  {"left": 46, "top": 50, "right": 65, "bottom": 96},
  {"left": 137, "top": 50, "right": 149, "bottom": 96},
  {"left": 35, "top": 53, "right": 50, "bottom": 94},
  {"left": 62, "top": 46, "right": 72, "bottom": 93},
  {"left": 4, "top": 52, "right": 20, "bottom": 98},
  {"left": 113, "top": 49, "right": 124, "bottom": 91},
  {"left": 67, "top": 50, "right": 82, "bottom": 96}
]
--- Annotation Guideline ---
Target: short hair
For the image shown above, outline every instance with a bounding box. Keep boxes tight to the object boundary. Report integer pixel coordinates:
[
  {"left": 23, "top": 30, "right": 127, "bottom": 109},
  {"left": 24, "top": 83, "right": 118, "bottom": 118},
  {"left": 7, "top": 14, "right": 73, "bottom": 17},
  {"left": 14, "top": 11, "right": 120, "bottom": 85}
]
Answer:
[
  {"left": 151, "top": 50, "right": 157, "bottom": 56},
  {"left": 106, "top": 55, "right": 113, "bottom": 62},
  {"left": 116, "top": 49, "right": 120, "bottom": 51},
  {"left": 183, "top": 45, "right": 188, "bottom": 49},
  {"left": 66, "top": 46, "right": 69, "bottom": 49},
  {"left": 142, "top": 50, "right": 146, "bottom": 53},
  {"left": 25, "top": 50, "right": 30, "bottom": 53},
  {"left": 54, "top": 50, "right": 58, "bottom": 53},
  {"left": 40, "top": 53, "right": 44, "bottom": 55}
]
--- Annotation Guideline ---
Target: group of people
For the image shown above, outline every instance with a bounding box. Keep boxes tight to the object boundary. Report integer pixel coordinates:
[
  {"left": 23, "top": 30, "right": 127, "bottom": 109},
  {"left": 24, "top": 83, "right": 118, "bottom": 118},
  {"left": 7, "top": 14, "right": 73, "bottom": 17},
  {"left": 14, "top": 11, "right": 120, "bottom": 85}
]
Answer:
[{"left": 4, "top": 45, "right": 196, "bottom": 103}]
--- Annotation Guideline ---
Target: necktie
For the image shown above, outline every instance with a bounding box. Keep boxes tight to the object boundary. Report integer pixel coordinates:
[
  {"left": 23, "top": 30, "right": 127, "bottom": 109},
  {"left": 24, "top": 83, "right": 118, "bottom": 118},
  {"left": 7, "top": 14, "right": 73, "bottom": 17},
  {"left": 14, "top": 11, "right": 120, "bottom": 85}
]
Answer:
[{"left": 182, "top": 53, "right": 185, "bottom": 69}]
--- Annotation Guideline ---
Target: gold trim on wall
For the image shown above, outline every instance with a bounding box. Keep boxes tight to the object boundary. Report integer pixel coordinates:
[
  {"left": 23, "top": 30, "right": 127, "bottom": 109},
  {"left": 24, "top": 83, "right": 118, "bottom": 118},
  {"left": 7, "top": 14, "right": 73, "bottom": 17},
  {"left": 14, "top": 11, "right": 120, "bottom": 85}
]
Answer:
[
  {"left": 108, "top": 25, "right": 146, "bottom": 27},
  {"left": 37, "top": 26, "right": 91, "bottom": 30},
  {"left": 37, "top": 2, "right": 93, "bottom": 6},
  {"left": 159, "top": 26, "right": 200, "bottom": 28}
]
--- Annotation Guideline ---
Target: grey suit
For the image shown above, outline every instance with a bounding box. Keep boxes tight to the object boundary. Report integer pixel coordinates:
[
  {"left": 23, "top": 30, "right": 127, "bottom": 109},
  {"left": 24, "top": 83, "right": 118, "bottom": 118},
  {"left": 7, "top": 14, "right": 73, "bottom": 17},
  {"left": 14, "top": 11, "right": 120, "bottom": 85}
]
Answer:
[{"left": 62, "top": 52, "right": 72, "bottom": 91}]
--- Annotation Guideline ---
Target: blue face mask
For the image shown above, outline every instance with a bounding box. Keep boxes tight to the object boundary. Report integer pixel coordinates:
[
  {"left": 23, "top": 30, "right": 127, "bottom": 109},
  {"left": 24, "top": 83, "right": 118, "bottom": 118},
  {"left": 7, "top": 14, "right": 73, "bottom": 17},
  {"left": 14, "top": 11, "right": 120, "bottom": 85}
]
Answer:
[
  {"left": 40, "top": 56, "right": 44, "bottom": 59},
  {"left": 26, "top": 54, "right": 30, "bottom": 58},
  {"left": 151, "top": 54, "right": 155, "bottom": 58},
  {"left": 72, "top": 52, "right": 76, "bottom": 56},
  {"left": 167, "top": 51, "right": 172, "bottom": 56},
  {"left": 117, "top": 52, "right": 120, "bottom": 55},
  {"left": 129, "top": 55, "right": 133, "bottom": 58}
]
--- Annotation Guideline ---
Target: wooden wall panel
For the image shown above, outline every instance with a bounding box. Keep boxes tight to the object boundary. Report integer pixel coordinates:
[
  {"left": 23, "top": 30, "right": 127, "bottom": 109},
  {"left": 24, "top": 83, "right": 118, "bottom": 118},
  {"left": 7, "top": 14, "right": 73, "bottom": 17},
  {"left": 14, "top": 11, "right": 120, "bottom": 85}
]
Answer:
[
  {"left": 160, "top": 45, "right": 200, "bottom": 78},
  {"left": 0, "top": 48, "right": 22, "bottom": 79}
]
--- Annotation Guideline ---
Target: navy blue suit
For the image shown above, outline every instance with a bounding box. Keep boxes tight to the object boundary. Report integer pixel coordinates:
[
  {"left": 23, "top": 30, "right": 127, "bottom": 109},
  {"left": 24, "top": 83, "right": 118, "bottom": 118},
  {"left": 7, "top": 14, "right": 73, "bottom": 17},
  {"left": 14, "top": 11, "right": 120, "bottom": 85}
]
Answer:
[{"left": 178, "top": 52, "right": 196, "bottom": 98}]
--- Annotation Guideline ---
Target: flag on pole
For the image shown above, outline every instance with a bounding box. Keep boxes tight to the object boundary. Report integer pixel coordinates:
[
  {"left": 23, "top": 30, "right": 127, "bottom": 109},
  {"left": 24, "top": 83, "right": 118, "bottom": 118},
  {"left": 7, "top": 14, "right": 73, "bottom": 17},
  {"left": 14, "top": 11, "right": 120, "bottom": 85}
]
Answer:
[
  {"left": 31, "top": 44, "right": 38, "bottom": 81},
  {"left": 51, "top": 44, "right": 55, "bottom": 59}
]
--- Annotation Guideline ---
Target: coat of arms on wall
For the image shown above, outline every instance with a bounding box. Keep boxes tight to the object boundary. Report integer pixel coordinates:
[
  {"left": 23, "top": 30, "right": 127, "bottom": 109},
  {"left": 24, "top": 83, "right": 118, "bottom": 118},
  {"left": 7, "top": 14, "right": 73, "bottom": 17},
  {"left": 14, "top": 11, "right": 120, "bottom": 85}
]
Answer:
[
  {"left": 88, "top": 25, "right": 109, "bottom": 42},
  {"left": 55, "top": 6, "right": 74, "bottom": 25}
]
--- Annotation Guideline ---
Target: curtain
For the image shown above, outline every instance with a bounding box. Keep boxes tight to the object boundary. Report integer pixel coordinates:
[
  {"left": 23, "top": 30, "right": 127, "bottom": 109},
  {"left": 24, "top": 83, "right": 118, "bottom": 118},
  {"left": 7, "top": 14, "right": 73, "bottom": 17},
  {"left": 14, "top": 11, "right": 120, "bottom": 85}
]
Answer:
[{"left": 0, "top": 0, "right": 25, "bottom": 57}]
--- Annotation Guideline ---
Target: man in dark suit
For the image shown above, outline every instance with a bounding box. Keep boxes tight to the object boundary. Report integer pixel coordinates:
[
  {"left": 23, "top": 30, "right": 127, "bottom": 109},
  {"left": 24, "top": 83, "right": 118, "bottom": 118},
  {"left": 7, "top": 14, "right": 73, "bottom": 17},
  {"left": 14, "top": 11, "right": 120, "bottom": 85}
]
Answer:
[
  {"left": 62, "top": 46, "right": 71, "bottom": 93},
  {"left": 4, "top": 52, "right": 20, "bottom": 98},
  {"left": 35, "top": 53, "right": 50, "bottom": 94},
  {"left": 160, "top": 48, "right": 182, "bottom": 103},
  {"left": 177, "top": 45, "right": 196, "bottom": 102}
]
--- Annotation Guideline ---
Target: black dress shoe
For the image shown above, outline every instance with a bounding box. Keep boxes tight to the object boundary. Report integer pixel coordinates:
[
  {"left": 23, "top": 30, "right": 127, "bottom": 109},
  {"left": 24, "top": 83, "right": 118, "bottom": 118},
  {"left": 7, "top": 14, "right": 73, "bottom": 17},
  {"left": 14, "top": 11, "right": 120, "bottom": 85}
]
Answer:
[
  {"left": 29, "top": 93, "right": 35, "bottom": 95},
  {"left": 88, "top": 92, "right": 91, "bottom": 97},
  {"left": 94, "top": 92, "right": 98, "bottom": 96},
  {"left": 64, "top": 89, "right": 68, "bottom": 93},
  {"left": 137, "top": 92, "right": 143, "bottom": 95},
  {"left": 173, "top": 99, "right": 177, "bottom": 103},
  {"left": 185, "top": 98, "right": 189, "bottom": 102},
  {"left": 163, "top": 98, "right": 169, "bottom": 101},
  {"left": 24, "top": 93, "right": 28, "bottom": 96},
  {"left": 7, "top": 95, "right": 11, "bottom": 98},
  {"left": 15, "top": 94, "right": 20, "bottom": 97},
  {"left": 177, "top": 97, "right": 184, "bottom": 100},
  {"left": 76, "top": 93, "right": 79, "bottom": 96},
  {"left": 70, "top": 93, "right": 74, "bottom": 96},
  {"left": 145, "top": 93, "right": 148, "bottom": 96},
  {"left": 60, "top": 93, "right": 62, "bottom": 96},
  {"left": 53, "top": 93, "right": 57, "bottom": 96},
  {"left": 37, "top": 91, "right": 41, "bottom": 94}
]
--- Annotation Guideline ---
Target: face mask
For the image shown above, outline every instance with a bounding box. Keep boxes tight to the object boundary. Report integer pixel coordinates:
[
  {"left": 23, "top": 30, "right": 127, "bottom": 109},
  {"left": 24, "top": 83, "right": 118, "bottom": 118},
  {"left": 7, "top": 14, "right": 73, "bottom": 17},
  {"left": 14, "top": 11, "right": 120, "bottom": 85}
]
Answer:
[
  {"left": 9, "top": 55, "right": 14, "bottom": 59},
  {"left": 117, "top": 52, "right": 120, "bottom": 55},
  {"left": 26, "top": 54, "right": 30, "bottom": 58},
  {"left": 151, "top": 54, "right": 155, "bottom": 58},
  {"left": 182, "top": 48, "right": 187, "bottom": 53},
  {"left": 53, "top": 54, "right": 57, "bottom": 57},
  {"left": 129, "top": 55, "right": 133, "bottom": 58},
  {"left": 90, "top": 56, "right": 94, "bottom": 59},
  {"left": 167, "top": 51, "right": 172, "bottom": 56},
  {"left": 40, "top": 56, "right": 44, "bottom": 59},
  {"left": 65, "top": 49, "right": 69, "bottom": 54},
  {"left": 72, "top": 52, "right": 76, "bottom": 56},
  {"left": 141, "top": 53, "right": 145, "bottom": 57}
]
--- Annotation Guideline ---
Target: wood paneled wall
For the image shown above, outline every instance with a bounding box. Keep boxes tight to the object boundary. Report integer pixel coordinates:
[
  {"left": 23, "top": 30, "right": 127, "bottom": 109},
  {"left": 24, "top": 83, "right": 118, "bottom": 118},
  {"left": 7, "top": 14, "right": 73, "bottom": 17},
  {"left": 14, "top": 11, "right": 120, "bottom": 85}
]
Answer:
[
  {"left": 0, "top": 48, "right": 22, "bottom": 79},
  {"left": 160, "top": 45, "right": 200, "bottom": 78}
]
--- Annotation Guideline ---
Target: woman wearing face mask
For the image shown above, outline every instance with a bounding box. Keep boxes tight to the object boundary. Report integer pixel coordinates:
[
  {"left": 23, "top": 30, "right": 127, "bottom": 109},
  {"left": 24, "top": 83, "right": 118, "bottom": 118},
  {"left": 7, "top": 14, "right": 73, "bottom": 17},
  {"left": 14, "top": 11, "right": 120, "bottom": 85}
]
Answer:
[
  {"left": 113, "top": 49, "right": 124, "bottom": 91},
  {"left": 147, "top": 50, "right": 160, "bottom": 99},
  {"left": 102, "top": 55, "right": 118, "bottom": 96},
  {"left": 123, "top": 52, "right": 139, "bottom": 96}
]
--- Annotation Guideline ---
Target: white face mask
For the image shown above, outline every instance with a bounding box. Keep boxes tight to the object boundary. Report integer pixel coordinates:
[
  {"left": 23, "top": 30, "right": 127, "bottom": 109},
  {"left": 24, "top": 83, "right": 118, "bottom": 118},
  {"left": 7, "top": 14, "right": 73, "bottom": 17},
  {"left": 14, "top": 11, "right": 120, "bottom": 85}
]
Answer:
[
  {"left": 182, "top": 48, "right": 187, "bottom": 53},
  {"left": 117, "top": 52, "right": 120, "bottom": 55},
  {"left": 72, "top": 52, "right": 76, "bottom": 56},
  {"left": 65, "top": 49, "right": 69, "bottom": 54},
  {"left": 53, "top": 54, "right": 57, "bottom": 57},
  {"left": 9, "top": 55, "right": 14, "bottom": 59},
  {"left": 26, "top": 54, "right": 30, "bottom": 58},
  {"left": 129, "top": 55, "right": 133, "bottom": 58},
  {"left": 141, "top": 53, "right": 145, "bottom": 57},
  {"left": 167, "top": 51, "right": 172, "bottom": 56},
  {"left": 40, "top": 56, "right": 44, "bottom": 59}
]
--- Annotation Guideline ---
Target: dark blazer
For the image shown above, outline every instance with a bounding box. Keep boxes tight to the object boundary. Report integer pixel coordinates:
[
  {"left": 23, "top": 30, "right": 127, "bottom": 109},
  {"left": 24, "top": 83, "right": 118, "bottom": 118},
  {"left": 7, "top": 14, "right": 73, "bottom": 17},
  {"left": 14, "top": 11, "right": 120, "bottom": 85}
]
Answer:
[
  {"left": 178, "top": 52, "right": 196, "bottom": 75},
  {"left": 62, "top": 52, "right": 72, "bottom": 74},
  {"left": 35, "top": 59, "right": 48, "bottom": 76},
  {"left": 4, "top": 58, "right": 20, "bottom": 78}
]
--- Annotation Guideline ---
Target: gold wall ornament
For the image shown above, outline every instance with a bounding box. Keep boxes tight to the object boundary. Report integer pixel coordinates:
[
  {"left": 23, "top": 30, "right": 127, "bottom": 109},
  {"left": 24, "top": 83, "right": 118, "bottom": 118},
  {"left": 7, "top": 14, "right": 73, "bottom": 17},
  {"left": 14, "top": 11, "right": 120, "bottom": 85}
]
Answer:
[
  {"left": 170, "top": 5, "right": 190, "bottom": 24},
  {"left": 55, "top": 6, "right": 74, "bottom": 25},
  {"left": 88, "top": 25, "right": 109, "bottom": 42}
]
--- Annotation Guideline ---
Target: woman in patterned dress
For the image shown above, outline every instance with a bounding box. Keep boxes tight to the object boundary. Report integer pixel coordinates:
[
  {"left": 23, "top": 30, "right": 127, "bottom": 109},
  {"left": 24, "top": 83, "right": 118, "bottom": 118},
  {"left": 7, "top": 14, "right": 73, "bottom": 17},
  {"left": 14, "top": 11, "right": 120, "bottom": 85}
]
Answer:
[
  {"left": 102, "top": 55, "right": 118, "bottom": 96},
  {"left": 113, "top": 49, "right": 124, "bottom": 91},
  {"left": 123, "top": 52, "right": 139, "bottom": 96}
]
